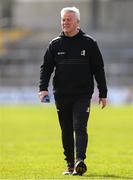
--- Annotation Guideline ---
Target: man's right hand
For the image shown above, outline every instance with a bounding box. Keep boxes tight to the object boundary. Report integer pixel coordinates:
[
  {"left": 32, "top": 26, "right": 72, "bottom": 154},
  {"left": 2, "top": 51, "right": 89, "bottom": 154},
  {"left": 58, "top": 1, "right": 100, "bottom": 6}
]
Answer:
[{"left": 38, "top": 91, "right": 49, "bottom": 102}]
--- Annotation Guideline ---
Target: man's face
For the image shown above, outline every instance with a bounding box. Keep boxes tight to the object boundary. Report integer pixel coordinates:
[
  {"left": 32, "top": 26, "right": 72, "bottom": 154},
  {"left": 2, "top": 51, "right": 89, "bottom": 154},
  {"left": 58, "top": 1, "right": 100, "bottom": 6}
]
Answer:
[{"left": 61, "top": 12, "right": 79, "bottom": 36}]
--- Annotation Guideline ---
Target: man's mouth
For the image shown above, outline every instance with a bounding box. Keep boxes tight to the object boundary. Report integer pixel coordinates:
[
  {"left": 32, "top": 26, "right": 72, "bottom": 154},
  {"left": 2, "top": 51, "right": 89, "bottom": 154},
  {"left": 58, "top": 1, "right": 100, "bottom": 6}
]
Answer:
[{"left": 63, "top": 25, "right": 69, "bottom": 28}]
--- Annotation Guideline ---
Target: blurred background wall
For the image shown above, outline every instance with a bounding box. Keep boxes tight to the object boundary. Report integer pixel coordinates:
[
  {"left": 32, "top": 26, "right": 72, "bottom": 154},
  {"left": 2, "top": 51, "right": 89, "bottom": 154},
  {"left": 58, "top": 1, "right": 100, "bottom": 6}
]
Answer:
[{"left": 0, "top": 0, "right": 133, "bottom": 104}]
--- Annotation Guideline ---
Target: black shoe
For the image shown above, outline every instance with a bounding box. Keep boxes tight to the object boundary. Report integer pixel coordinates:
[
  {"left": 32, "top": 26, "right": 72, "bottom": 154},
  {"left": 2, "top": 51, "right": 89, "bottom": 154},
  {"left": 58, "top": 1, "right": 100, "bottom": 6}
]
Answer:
[
  {"left": 62, "top": 167, "right": 74, "bottom": 175},
  {"left": 73, "top": 160, "right": 87, "bottom": 176}
]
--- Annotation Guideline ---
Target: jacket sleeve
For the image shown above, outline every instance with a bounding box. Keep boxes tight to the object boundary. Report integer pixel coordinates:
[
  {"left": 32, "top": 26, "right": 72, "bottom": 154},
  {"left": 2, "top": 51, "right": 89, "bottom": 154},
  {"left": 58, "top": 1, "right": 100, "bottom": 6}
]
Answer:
[
  {"left": 39, "top": 43, "right": 55, "bottom": 91},
  {"left": 90, "top": 41, "right": 107, "bottom": 98}
]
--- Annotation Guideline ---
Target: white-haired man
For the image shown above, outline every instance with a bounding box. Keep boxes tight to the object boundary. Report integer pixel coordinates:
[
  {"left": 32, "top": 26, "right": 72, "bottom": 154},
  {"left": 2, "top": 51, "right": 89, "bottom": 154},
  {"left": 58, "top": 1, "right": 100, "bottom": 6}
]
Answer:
[{"left": 39, "top": 7, "right": 107, "bottom": 176}]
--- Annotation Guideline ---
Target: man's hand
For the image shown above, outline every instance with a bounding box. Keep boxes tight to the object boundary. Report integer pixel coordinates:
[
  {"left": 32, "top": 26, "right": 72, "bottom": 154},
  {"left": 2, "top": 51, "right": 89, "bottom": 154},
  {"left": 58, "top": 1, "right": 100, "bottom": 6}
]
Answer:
[
  {"left": 99, "top": 98, "right": 107, "bottom": 109},
  {"left": 38, "top": 91, "right": 48, "bottom": 102}
]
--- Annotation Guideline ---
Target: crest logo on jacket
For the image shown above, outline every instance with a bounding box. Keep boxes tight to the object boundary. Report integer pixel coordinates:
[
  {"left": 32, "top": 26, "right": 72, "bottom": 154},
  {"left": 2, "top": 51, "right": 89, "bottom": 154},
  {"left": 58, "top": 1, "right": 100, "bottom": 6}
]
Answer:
[{"left": 81, "top": 50, "right": 86, "bottom": 56}]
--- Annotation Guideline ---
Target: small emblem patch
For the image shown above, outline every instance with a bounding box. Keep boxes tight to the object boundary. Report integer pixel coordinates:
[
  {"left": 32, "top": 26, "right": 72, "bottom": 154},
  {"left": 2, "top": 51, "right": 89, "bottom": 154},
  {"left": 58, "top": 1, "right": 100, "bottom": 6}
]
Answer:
[{"left": 81, "top": 50, "right": 86, "bottom": 56}]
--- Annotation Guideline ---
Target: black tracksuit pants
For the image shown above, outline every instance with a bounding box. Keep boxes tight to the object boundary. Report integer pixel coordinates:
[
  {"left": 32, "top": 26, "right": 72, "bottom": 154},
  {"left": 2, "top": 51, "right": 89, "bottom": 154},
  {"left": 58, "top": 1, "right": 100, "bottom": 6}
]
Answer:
[{"left": 55, "top": 94, "right": 91, "bottom": 166}]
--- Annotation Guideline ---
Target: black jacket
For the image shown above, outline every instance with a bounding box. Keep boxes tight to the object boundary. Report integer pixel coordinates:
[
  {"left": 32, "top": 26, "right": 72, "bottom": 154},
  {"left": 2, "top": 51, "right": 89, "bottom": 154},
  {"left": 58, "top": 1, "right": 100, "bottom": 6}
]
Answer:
[{"left": 39, "top": 30, "right": 107, "bottom": 98}]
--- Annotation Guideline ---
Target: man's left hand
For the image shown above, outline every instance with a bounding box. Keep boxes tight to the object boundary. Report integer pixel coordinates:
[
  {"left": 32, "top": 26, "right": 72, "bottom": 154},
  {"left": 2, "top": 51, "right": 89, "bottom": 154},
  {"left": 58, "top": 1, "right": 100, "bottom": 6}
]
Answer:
[{"left": 99, "top": 98, "right": 107, "bottom": 109}]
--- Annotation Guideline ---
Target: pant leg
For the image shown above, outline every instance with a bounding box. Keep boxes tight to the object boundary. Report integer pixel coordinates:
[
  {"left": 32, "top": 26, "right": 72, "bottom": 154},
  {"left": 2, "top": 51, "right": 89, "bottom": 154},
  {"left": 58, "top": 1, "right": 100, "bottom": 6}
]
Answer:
[
  {"left": 72, "top": 95, "right": 91, "bottom": 160},
  {"left": 55, "top": 96, "right": 75, "bottom": 165}
]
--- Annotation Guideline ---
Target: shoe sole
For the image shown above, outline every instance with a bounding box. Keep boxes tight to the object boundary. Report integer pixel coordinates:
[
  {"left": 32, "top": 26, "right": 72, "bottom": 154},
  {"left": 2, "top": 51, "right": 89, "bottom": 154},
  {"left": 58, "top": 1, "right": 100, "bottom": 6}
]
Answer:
[
  {"left": 62, "top": 172, "right": 73, "bottom": 175},
  {"left": 62, "top": 169, "right": 74, "bottom": 175},
  {"left": 73, "top": 161, "right": 87, "bottom": 176}
]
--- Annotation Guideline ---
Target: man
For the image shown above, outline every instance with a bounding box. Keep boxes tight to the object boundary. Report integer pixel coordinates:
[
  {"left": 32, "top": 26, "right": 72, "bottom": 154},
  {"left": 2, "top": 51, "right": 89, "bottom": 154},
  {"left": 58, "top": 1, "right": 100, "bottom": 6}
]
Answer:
[{"left": 38, "top": 7, "right": 107, "bottom": 176}]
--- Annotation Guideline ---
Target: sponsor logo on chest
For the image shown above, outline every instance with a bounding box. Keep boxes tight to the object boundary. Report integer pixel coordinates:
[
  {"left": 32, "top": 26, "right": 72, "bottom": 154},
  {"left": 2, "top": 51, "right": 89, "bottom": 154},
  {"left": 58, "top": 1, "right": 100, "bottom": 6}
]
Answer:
[
  {"left": 57, "top": 51, "right": 66, "bottom": 55},
  {"left": 57, "top": 50, "right": 86, "bottom": 56}
]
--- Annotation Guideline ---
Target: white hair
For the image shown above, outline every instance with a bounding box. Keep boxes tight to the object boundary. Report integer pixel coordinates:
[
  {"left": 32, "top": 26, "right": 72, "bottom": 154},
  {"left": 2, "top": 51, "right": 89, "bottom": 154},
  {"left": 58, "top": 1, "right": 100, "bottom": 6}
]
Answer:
[{"left": 60, "top": 7, "right": 80, "bottom": 21}]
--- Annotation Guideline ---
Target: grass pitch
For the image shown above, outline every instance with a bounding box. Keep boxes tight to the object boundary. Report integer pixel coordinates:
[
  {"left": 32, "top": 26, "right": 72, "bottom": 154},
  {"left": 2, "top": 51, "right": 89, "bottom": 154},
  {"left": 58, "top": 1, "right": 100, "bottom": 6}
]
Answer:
[{"left": 0, "top": 105, "right": 133, "bottom": 179}]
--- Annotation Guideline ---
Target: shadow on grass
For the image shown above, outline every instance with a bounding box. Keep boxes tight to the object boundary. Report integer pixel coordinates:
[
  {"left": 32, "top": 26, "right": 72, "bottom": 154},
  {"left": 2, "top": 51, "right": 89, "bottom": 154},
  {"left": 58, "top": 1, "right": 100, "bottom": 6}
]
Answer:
[{"left": 84, "top": 174, "right": 133, "bottom": 179}]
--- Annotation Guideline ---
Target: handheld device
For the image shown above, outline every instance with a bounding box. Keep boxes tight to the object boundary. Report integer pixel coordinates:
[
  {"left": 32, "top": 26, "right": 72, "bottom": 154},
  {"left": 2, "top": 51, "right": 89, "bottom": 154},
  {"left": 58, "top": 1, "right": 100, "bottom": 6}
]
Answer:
[{"left": 42, "top": 95, "right": 50, "bottom": 103}]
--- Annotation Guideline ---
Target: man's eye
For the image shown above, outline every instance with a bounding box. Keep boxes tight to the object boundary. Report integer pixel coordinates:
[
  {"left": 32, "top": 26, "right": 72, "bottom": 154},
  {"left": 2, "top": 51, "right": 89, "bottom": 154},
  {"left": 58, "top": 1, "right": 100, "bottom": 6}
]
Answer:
[
  {"left": 62, "top": 18, "right": 71, "bottom": 22},
  {"left": 67, "top": 19, "right": 70, "bottom": 22}
]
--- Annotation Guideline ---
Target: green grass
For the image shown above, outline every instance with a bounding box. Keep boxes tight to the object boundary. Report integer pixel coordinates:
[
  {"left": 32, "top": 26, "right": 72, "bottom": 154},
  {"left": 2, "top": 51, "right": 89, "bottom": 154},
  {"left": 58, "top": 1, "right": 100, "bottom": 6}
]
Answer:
[{"left": 0, "top": 105, "right": 133, "bottom": 179}]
